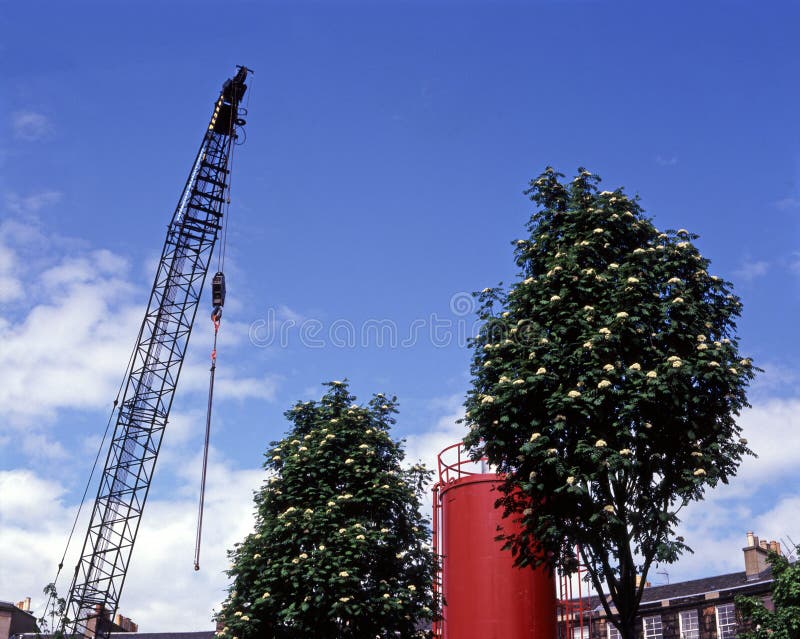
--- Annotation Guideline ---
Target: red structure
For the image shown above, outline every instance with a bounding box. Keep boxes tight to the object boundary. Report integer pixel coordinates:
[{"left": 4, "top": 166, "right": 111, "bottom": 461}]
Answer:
[
  {"left": 432, "top": 442, "right": 557, "bottom": 639},
  {"left": 557, "top": 548, "right": 592, "bottom": 639}
]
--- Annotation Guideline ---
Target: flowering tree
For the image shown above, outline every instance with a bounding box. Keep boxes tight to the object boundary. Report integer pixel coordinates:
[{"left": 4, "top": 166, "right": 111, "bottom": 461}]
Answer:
[
  {"left": 463, "top": 168, "right": 756, "bottom": 639},
  {"left": 215, "top": 381, "right": 437, "bottom": 639},
  {"left": 736, "top": 546, "right": 800, "bottom": 639}
]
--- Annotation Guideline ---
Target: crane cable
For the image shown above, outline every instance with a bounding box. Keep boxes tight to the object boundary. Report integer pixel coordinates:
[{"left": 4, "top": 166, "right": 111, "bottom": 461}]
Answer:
[
  {"left": 194, "top": 311, "right": 220, "bottom": 571},
  {"left": 194, "top": 71, "right": 247, "bottom": 569}
]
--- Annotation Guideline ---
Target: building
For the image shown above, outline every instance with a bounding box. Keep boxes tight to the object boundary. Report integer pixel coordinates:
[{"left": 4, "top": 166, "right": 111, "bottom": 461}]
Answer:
[
  {"left": 4, "top": 600, "right": 215, "bottom": 639},
  {"left": 0, "top": 599, "right": 39, "bottom": 639},
  {"left": 562, "top": 532, "right": 783, "bottom": 639}
]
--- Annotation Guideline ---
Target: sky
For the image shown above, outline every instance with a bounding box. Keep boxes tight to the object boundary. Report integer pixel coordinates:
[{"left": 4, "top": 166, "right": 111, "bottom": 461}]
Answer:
[{"left": 1, "top": 0, "right": 800, "bottom": 631}]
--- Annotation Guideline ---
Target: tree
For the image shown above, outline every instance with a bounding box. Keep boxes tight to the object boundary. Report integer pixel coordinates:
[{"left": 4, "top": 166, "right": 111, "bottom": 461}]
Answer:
[
  {"left": 215, "top": 381, "right": 437, "bottom": 639},
  {"left": 737, "top": 547, "right": 800, "bottom": 639},
  {"left": 37, "top": 583, "right": 66, "bottom": 639},
  {"left": 462, "top": 167, "right": 756, "bottom": 639}
]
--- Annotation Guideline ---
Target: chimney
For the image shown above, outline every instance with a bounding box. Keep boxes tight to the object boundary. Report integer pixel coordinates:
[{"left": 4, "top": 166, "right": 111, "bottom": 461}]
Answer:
[
  {"left": 769, "top": 540, "right": 782, "bottom": 555},
  {"left": 113, "top": 611, "right": 138, "bottom": 632},
  {"left": 743, "top": 531, "right": 770, "bottom": 579},
  {"left": 85, "top": 604, "right": 103, "bottom": 639},
  {"left": 15, "top": 597, "right": 31, "bottom": 612}
]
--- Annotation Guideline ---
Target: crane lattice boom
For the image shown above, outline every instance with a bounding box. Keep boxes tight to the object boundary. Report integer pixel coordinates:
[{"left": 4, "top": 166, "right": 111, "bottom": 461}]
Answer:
[{"left": 61, "top": 67, "right": 249, "bottom": 638}]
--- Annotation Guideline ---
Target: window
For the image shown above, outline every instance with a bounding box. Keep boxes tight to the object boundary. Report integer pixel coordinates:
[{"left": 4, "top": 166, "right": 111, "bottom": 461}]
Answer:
[
  {"left": 643, "top": 615, "right": 663, "bottom": 639},
  {"left": 679, "top": 610, "right": 699, "bottom": 639},
  {"left": 608, "top": 623, "right": 622, "bottom": 639},
  {"left": 716, "top": 604, "right": 737, "bottom": 639},
  {"left": 573, "top": 626, "right": 590, "bottom": 639}
]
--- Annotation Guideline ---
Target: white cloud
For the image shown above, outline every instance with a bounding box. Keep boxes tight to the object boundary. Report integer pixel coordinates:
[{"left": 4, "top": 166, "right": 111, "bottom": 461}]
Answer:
[
  {"left": 0, "top": 243, "right": 23, "bottom": 301},
  {"left": 747, "top": 360, "right": 800, "bottom": 399},
  {"left": 0, "top": 217, "right": 284, "bottom": 630},
  {"left": 658, "top": 395, "right": 800, "bottom": 582},
  {"left": 655, "top": 154, "right": 678, "bottom": 167},
  {"left": 753, "top": 496, "right": 800, "bottom": 557},
  {"left": 0, "top": 228, "right": 279, "bottom": 431},
  {"left": 732, "top": 398, "right": 800, "bottom": 490},
  {"left": 403, "top": 394, "right": 468, "bottom": 476},
  {"left": 12, "top": 111, "right": 52, "bottom": 141},
  {"left": 0, "top": 470, "right": 67, "bottom": 524},
  {"left": 775, "top": 196, "right": 800, "bottom": 210},
  {"left": 5, "top": 190, "right": 62, "bottom": 216},
  {"left": 20, "top": 432, "right": 70, "bottom": 461},
  {"left": 175, "top": 344, "right": 280, "bottom": 403},
  {"left": 733, "top": 259, "right": 769, "bottom": 283},
  {"left": 0, "top": 248, "right": 141, "bottom": 425},
  {"left": 403, "top": 394, "right": 473, "bottom": 518},
  {"left": 0, "top": 462, "right": 261, "bottom": 632},
  {"left": 122, "top": 463, "right": 262, "bottom": 630}
]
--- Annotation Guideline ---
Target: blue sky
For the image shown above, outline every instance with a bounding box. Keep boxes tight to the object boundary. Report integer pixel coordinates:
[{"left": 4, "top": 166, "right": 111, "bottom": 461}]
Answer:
[{"left": 1, "top": 0, "right": 799, "bottom": 631}]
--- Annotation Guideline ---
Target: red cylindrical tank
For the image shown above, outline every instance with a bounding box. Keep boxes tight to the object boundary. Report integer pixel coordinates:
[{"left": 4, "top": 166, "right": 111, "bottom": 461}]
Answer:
[{"left": 434, "top": 444, "right": 557, "bottom": 639}]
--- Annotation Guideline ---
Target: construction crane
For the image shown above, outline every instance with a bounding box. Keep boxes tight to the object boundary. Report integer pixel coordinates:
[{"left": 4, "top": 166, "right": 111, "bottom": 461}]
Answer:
[{"left": 57, "top": 66, "right": 251, "bottom": 638}]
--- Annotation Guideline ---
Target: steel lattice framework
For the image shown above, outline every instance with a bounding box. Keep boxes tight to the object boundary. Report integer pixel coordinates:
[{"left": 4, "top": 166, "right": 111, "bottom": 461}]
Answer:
[{"left": 61, "top": 67, "right": 249, "bottom": 639}]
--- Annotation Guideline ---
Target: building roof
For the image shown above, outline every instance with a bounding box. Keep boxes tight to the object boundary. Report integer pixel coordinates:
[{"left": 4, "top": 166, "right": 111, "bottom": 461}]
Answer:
[
  {"left": 576, "top": 566, "right": 774, "bottom": 614},
  {"left": 641, "top": 568, "right": 772, "bottom": 606},
  {"left": 0, "top": 601, "right": 34, "bottom": 614}
]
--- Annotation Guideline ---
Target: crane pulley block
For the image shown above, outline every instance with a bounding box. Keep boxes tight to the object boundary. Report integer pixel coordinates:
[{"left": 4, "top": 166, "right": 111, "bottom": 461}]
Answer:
[{"left": 212, "top": 271, "right": 226, "bottom": 308}]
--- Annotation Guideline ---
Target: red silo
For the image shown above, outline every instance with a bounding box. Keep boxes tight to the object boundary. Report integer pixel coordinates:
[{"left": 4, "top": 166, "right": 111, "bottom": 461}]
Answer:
[{"left": 433, "top": 443, "right": 557, "bottom": 639}]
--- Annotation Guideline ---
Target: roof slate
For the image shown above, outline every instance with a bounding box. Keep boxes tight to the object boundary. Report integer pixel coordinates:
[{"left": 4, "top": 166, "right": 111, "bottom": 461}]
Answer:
[{"left": 577, "top": 567, "right": 774, "bottom": 612}]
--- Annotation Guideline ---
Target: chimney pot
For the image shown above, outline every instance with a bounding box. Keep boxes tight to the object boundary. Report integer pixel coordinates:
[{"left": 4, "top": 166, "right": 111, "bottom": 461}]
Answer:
[
  {"left": 760, "top": 539, "right": 768, "bottom": 550},
  {"left": 746, "top": 531, "right": 755, "bottom": 547},
  {"left": 769, "top": 540, "right": 779, "bottom": 553}
]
